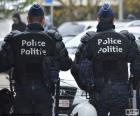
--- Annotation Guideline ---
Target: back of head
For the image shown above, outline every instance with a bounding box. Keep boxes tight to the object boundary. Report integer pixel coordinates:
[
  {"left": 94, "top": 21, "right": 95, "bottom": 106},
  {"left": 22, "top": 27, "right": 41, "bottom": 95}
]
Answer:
[
  {"left": 28, "top": 4, "right": 44, "bottom": 17},
  {"left": 97, "top": 4, "right": 115, "bottom": 32},
  {"left": 98, "top": 4, "right": 114, "bottom": 19},
  {"left": 27, "top": 4, "right": 45, "bottom": 24}
]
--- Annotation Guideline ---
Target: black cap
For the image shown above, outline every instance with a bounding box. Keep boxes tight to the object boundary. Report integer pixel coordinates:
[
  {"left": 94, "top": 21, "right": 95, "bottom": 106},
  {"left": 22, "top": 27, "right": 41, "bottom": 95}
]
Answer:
[
  {"left": 98, "top": 4, "right": 114, "bottom": 18},
  {"left": 28, "top": 4, "right": 44, "bottom": 17}
]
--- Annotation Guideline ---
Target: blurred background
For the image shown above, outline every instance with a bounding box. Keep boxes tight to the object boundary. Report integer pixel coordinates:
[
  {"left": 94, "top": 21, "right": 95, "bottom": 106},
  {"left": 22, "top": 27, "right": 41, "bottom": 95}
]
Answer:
[
  {"left": 0, "top": 1, "right": 140, "bottom": 115},
  {"left": 0, "top": 0, "right": 140, "bottom": 48},
  {"left": 0, "top": 0, "right": 140, "bottom": 26}
]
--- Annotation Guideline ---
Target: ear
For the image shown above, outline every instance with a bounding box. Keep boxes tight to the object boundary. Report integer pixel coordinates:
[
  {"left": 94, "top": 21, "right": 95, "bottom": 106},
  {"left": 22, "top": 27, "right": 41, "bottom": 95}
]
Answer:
[
  {"left": 42, "top": 17, "right": 45, "bottom": 25},
  {"left": 40, "top": 17, "right": 45, "bottom": 26},
  {"left": 97, "top": 17, "right": 100, "bottom": 22},
  {"left": 27, "top": 16, "right": 31, "bottom": 23}
]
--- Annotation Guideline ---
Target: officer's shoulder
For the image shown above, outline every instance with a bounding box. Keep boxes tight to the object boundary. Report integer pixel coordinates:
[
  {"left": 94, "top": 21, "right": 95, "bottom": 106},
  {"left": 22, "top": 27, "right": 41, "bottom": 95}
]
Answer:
[
  {"left": 46, "top": 30, "right": 62, "bottom": 41},
  {"left": 119, "top": 30, "right": 135, "bottom": 41},
  {"left": 4, "top": 30, "right": 21, "bottom": 42},
  {"left": 95, "top": 31, "right": 128, "bottom": 40},
  {"left": 81, "top": 31, "right": 96, "bottom": 44}
]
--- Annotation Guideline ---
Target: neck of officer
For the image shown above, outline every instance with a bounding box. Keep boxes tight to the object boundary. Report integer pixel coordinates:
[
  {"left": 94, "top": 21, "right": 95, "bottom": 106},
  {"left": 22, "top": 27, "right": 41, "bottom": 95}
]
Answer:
[
  {"left": 26, "top": 22, "right": 44, "bottom": 31},
  {"left": 97, "top": 19, "right": 115, "bottom": 32}
]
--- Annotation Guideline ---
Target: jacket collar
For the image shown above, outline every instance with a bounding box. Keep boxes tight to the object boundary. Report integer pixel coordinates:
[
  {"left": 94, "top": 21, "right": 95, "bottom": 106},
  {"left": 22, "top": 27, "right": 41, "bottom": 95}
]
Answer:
[
  {"left": 26, "top": 23, "right": 44, "bottom": 32},
  {"left": 97, "top": 21, "right": 115, "bottom": 32}
]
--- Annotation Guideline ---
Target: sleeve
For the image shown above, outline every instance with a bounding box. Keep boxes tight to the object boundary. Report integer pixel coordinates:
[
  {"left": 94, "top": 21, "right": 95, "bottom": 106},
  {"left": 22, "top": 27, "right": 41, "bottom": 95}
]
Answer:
[
  {"left": 55, "top": 41, "right": 72, "bottom": 71},
  {"left": 71, "top": 32, "right": 95, "bottom": 90},
  {"left": 74, "top": 43, "right": 85, "bottom": 63},
  {"left": 0, "top": 31, "right": 19, "bottom": 72},
  {"left": 0, "top": 41, "right": 14, "bottom": 72},
  {"left": 71, "top": 43, "right": 84, "bottom": 87},
  {"left": 120, "top": 30, "right": 140, "bottom": 75},
  {"left": 125, "top": 32, "right": 140, "bottom": 88},
  {"left": 71, "top": 41, "right": 89, "bottom": 80},
  {"left": 71, "top": 33, "right": 91, "bottom": 78},
  {"left": 120, "top": 30, "right": 138, "bottom": 49},
  {"left": 130, "top": 50, "right": 140, "bottom": 77},
  {"left": 121, "top": 31, "right": 140, "bottom": 74},
  {"left": 129, "top": 49, "right": 140, "bottom": 89},
  {"left": 47, "top": 30, "right": 72, "bottom": 71},
  {"left": 74, "top": 31, "right": 96, "bottom": 63}
]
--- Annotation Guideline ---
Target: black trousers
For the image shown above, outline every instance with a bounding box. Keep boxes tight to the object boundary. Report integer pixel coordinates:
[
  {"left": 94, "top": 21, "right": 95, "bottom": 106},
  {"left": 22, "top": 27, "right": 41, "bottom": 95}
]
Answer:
[
  {"left": 13, "top": 87, "right": 53, "bottom": 116},
  {"left": 95, "top": 78, "right": 129, "bottom": 116}
]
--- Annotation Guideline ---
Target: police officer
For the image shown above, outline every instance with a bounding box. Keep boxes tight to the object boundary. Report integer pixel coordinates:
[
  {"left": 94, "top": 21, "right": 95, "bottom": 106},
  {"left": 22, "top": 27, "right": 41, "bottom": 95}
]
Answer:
[
  {"left": 0, "top": 4, "right": 72, "bottom": 116},
  {"left": 71, "top": 4, "right": 140, "bottom": 116}
]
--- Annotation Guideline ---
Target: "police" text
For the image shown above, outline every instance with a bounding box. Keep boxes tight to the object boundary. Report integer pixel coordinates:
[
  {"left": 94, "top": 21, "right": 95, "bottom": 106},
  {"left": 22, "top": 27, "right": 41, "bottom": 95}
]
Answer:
[
  {"left": 20, "top": 39, "right": 47, "bottom": 56},
  {"left": 97, "top": 38, "right": 123, "bottom": 53}
]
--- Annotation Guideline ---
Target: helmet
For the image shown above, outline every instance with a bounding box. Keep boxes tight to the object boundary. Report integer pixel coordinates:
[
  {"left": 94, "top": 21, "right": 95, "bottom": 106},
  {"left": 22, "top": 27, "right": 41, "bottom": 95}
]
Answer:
[{"left": 71, "top": 102, "right": 97, "bottom": 116}]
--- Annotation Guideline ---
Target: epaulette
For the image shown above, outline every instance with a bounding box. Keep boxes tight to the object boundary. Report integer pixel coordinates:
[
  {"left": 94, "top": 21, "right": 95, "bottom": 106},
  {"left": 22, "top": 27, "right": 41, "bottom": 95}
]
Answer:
[
  {"left": 81, "top": 31, "right": 96, "bottom": 44},
  {"left": 119, "top": 30, "right": 135, "bottom": 41},
  {"left": 4, "top": 30, "right": 21, "bottom": 42},
  {"left": 47, "top": 30, "right": 62, "bottom": 41}
]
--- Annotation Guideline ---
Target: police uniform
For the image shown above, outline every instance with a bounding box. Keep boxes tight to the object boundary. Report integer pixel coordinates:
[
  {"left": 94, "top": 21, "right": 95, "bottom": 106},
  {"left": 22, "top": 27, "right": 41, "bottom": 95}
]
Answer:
[
  {"left": 0, "top": 4, "right": 72, "bottom": 116},
  {"left": 72, "top": 4, "right": 140, "bottom": 116},
  {"left": 71, "top": 31, "right": 96, "bottom": 90},
  {"left": 71, "top": 31, "right": 99, "bottom": 109}
]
